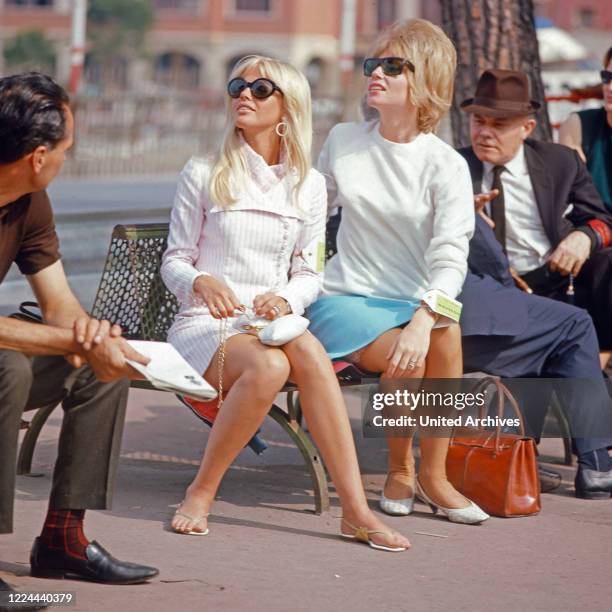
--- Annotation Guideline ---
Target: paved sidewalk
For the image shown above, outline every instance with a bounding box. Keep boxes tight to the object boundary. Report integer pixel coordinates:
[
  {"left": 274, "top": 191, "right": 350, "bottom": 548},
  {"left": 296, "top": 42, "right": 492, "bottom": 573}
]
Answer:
[{"left": 2, "top": 388, "right": 611, "bottom": 612}]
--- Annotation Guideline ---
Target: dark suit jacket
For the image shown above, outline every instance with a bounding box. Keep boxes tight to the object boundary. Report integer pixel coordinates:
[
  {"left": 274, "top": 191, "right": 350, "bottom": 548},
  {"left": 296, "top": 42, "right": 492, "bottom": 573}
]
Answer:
[
  {"left": 459, "top": 216, "right": 529, "bottom": 336},
  {"left": 458, "top": 139, "right": 612, "bottom": 252}
]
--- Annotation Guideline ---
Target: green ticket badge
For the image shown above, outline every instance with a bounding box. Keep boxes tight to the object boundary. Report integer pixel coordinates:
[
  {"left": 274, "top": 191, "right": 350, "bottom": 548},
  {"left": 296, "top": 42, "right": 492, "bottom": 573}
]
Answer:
[
  {"left": 315, "top": 241, "right": 326, "bottom": 273},
  {"left": 301, "top": 238, "right": 326, "bottom": 273},
  {"left": 423, "top": 290, "right": 462, "bottom": 323},
  {"left": 433, "top": 293, "right": 462, "bottom": 322}
]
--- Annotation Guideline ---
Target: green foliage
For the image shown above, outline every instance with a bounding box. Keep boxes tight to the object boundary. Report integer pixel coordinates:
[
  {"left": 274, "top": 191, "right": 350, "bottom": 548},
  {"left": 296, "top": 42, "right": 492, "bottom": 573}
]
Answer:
[
  {"left": 87, "top": 0, "right": 154, "bottom": 62},
  {"left": 3, "top": 29, "right": 56, "bottom": 74}
]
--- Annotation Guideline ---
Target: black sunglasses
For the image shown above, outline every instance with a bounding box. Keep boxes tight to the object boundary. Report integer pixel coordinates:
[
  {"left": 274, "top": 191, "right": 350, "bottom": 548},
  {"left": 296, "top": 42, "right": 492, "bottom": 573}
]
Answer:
[
  {"left": 227, "top": 77, "right": 283, "bottom": 99},
  {"left": 363, "top": 56, "right": 415, "bottom": 77},
  {"left": 601, "top": 70, "right": 612, "bottom": 85}
]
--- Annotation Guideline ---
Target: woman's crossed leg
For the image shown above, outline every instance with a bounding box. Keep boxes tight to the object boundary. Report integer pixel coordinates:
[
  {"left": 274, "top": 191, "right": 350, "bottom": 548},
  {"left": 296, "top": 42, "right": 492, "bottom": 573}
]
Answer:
[{"left": 172, "top": 332, "right": 411, "bottom": 550}]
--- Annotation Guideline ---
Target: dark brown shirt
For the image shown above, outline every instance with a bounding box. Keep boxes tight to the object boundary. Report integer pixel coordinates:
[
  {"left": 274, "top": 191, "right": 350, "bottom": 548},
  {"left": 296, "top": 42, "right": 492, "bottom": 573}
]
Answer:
[{"left": 0, "top": 191, "right": 60, "bottom": 284}]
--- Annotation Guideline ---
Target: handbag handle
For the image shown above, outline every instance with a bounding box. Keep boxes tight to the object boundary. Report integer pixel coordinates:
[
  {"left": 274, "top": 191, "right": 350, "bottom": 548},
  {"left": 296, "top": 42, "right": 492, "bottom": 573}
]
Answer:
[
  {"left": 9, "top": 300, "right": 43, "bottom": 324},
  {"left": 470, "top": 376, "right": 526, "bottom": 453}
]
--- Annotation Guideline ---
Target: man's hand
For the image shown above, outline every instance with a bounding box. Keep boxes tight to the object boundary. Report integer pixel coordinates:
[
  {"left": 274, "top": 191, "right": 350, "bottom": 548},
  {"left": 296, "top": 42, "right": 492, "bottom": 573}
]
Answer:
[
  {"left": 84, "top": 336, "right": 150, "bottom": 382},
  {"left": 253, "top": 293, "right": 291, "bottom": 319},
  {"left": 548, "top": 231, "right": 591, "bottom": 276},
  {"left": 66, "top": 316, "right": 122, "bottom": 368},
  {"left": 473, "top": 190, "right": 499, "bottom": 229}
]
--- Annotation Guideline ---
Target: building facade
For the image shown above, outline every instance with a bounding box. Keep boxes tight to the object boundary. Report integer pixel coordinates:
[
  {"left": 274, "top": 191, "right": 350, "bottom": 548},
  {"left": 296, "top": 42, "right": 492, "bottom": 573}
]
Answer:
[
  {"left": 534, "top": 0, "right": 612, "bottom": 61},
  {"left": 0, "top": 0, "right": 421, "bottom": 96}
]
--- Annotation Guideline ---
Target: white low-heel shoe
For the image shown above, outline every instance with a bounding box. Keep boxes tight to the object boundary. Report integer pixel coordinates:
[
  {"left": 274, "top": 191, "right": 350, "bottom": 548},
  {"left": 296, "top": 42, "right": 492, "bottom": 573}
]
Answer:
[
  {"left": 379, "top": 493, "right": 415, "bottom": 516},
  {"left": 415, "top": 480, "right": 489, "bottom": 524}
]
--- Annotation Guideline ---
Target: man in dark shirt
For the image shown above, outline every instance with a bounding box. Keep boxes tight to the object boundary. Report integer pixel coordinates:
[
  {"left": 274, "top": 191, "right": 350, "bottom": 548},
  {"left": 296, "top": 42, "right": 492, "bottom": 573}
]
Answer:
[{"left": 0, "top": 73, "right": 158, "bottom": 606}]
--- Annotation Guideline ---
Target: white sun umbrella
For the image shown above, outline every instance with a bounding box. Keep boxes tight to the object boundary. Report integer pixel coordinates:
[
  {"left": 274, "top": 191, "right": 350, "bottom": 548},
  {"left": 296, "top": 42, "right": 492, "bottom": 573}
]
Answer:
[{"left": 536, "top": 26, "right": 589, "bottom": 63}]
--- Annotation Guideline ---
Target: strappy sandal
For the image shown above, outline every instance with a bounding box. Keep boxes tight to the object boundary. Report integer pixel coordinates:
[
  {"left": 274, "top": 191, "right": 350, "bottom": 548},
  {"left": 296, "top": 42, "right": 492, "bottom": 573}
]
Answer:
[
  {"left": 172, "top": 502, "right": 210, "bottom": 536},
  {"left": 340, "top": 518, "right": 408, "bottom": 552}
]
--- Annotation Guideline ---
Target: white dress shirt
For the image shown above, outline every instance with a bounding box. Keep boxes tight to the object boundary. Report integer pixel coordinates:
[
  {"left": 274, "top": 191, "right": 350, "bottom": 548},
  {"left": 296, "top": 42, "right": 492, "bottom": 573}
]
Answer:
[{"left": 482, "top": 145, "right": 552, "bottom": 274}]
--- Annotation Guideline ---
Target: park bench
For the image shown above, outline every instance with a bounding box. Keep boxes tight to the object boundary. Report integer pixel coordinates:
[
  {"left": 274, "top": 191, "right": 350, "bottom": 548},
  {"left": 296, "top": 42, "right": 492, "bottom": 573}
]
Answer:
[
  {"left": 17, "top": 222, "right": 344, "bottom": 514},
  {"left": 17, "top": 222, "right": 573, "bottom": 515}
]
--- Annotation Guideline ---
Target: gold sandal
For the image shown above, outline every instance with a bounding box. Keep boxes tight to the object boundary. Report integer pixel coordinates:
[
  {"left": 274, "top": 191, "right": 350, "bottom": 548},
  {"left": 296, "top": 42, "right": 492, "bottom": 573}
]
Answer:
[
  {"left": 172, "top": 502, "right": 210, "bottom": 536},
  {"left": 340, "top": 518, "right": 407, "bottom": 552}
]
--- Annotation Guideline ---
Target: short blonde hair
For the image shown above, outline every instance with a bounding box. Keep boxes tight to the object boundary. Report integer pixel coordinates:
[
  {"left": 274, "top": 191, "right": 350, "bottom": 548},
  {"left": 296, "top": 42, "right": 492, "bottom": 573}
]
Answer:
[
  {"left": 366, "top": 19, "right": 457, "bottom": 133},
  {"left": 209, "top": 55, "right": 312, "bottom": 208}
]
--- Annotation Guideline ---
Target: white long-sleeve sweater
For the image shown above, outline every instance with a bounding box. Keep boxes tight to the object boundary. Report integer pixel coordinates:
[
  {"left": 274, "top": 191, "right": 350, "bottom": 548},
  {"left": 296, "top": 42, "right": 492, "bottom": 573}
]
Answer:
[{"left": 318, "top": 121, "right": 475, "bottom": 300}]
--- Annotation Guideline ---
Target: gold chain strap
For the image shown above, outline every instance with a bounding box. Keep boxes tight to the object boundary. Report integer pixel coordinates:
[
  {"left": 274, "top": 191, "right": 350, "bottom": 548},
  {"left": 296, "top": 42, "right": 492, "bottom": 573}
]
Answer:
[{"left": 217, "top": 316, "right": 228, "bottom": 407}]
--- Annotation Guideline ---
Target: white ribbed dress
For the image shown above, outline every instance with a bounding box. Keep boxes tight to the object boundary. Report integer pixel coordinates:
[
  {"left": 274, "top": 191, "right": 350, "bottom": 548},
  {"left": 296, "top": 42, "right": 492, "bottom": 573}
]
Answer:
[{"left": 161, "top": 142, "right": 327, "bottom": 375}]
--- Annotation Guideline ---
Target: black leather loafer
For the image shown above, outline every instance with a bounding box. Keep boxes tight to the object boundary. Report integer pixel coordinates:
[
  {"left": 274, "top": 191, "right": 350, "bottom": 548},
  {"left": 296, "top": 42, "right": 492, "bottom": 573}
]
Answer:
[
  {"left": 538, "top": 466, "right": 562, "bottom": 493},
  {"left": 575, "top": 466, "right": 612, "bottom": 499},
  {"left": 0, "top": 577, "right": 47, "bottom": 611},
  {"left": 29, "top": 539, "right": 159, "bottom": 585}
]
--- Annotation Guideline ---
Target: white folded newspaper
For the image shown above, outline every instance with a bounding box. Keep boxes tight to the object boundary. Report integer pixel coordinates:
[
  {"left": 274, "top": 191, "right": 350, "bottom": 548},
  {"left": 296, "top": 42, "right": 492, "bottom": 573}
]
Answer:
[{"left": 126, "top": 340, "right": 217, "bottom": 401}]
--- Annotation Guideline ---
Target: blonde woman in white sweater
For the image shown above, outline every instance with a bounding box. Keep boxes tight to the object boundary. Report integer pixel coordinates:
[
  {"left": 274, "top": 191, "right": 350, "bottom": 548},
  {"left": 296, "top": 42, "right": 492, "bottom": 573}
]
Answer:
[
  {"left": 161, "top": 55, "right": 410, "bottom": 551},
  {"left": 308, "top": 20, "right": 488, "bottom": 524}
]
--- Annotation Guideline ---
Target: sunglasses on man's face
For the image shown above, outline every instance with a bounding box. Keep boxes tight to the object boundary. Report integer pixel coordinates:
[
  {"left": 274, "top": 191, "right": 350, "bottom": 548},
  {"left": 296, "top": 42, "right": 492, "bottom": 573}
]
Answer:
[
  {"left": 601, "top": 70, "right": 612, "bottom": 85},
  {"left": 227, "top": 77, "right": 283, "bottom": 100},
  {"left": 363, "top": 56, "right": 415, "bottom": 77}
]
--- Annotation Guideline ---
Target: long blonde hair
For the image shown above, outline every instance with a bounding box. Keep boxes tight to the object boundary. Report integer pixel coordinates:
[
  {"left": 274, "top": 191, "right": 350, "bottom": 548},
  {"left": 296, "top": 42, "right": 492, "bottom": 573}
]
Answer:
[
  {"left": 209, "top": 55, "right": 313, "bottom": 208},
  {"left": 366, "top": 19, "right": 457, "bottom": 133}
]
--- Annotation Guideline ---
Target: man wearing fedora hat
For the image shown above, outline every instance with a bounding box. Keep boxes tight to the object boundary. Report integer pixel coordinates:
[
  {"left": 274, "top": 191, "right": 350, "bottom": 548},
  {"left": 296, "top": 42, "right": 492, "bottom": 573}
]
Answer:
[
  {"left": 456, "top": 69, "right": 612, "bottom": 499},
  {"left": 458, "top": 69, "right": 612, "bottom": 353}
]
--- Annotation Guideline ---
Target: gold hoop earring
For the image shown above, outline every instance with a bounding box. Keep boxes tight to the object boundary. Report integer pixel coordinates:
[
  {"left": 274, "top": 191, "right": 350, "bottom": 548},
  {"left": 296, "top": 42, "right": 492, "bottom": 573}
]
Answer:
[{"left": 275, "top": 121, "right": 288, "bottom": 137}]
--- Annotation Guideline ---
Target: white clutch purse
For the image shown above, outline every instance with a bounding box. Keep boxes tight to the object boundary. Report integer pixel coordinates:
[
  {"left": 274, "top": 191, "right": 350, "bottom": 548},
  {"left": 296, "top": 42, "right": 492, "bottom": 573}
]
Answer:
[{"left": 232, "top": 310, "right": 309, "bottom": 346}]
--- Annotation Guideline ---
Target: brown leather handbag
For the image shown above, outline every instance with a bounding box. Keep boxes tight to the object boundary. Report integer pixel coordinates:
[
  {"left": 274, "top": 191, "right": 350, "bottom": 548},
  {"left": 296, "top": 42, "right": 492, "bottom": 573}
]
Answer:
[{"left": 446, "top": 377, "right": 541, "bottom": 517}]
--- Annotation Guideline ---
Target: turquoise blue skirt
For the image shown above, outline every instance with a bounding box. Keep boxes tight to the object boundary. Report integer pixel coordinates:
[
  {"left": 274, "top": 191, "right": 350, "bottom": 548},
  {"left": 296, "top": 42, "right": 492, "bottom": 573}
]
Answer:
[{"left": 306, "top": 295, "right": 420, "bottom": 360}]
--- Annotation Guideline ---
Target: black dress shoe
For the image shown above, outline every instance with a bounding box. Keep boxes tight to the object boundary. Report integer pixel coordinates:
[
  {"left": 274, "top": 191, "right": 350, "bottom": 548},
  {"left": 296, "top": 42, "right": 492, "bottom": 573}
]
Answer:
[
  {"left": 538, "top": 466, "right": 562, "bottom": 493},
  {"left": 575, "top": 466, "right": 612, "bottom": 499},
  {"left": 29, "top": 539, "right": 159, "bottom": 585},
  {"left": 0, "top": 577, "right": 47, "bottom": 611}
]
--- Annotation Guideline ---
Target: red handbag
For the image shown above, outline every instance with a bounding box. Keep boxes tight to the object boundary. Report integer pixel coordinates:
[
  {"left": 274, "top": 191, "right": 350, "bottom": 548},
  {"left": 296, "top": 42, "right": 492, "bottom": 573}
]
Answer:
[{"left": 446, "top": 377, "right": 541, "bottom": 517}]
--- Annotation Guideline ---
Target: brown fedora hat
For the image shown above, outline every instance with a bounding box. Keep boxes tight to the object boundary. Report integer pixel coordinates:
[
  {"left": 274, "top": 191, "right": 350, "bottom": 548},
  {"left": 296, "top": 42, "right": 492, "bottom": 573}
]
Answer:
[{"left": 460, "top": 68, "right": 541, "bottom": 117}]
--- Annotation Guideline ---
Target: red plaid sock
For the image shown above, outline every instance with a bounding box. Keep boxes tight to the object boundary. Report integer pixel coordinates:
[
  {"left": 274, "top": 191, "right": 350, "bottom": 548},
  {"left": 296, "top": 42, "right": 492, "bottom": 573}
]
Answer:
[{"left": 39, "top": 509, "right": 89, "bottom": 560}]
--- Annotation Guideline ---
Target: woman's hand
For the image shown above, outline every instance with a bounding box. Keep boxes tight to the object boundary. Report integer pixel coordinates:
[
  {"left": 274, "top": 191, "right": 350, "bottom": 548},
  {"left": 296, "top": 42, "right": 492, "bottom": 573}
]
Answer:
[
  {"left": 253, "top": 293, "right": 291, "bottom": 320},
  {"left": 385, "top": 309, "right": 435, "bottom": 378},
  {"left": 193, "top": 275, "right": 243, "bottom": 319}
]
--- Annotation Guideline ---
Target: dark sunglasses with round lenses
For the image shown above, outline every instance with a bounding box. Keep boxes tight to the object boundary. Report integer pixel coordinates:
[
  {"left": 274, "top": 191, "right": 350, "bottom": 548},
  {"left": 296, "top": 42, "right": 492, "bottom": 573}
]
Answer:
[
  {"left": 227, "top": 77, "right": 283, "bottom": 99},
  {"left": 363, "top": 56, "right": 415, "bottom": 77},
  {"left": 601, "top": 70, "right": 612, "bottom": 85}
]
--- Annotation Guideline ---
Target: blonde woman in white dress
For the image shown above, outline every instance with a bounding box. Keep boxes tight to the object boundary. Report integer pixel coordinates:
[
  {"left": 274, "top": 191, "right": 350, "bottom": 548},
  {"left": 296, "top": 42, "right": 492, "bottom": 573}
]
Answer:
[{"left": 161, "top": 55, "right": 410, "bottom": 552}]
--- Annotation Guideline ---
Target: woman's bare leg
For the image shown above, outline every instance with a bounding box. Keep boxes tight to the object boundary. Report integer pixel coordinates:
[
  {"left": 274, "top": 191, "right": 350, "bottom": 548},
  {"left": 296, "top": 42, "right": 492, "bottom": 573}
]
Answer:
[
  {"left": 418, "top": 324, "right": 469, "bottom": 508},
  {"left": 281, "top": 332, "right": 410, "bottom": 549},
  {"left": 172, "top": 334, "right": 290, "bottom": 534},
  {"left": 357, "top": 329, "right": 424, "bottom": 501}
]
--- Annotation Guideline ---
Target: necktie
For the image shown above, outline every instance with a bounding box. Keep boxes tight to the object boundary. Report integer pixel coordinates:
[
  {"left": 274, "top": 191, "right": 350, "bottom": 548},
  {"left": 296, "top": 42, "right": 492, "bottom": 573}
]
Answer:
[{"left": 490, "top": 165, "right": 506, "bottom": 251}]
